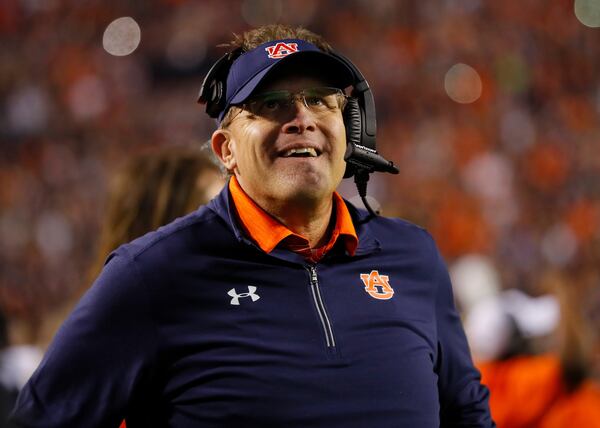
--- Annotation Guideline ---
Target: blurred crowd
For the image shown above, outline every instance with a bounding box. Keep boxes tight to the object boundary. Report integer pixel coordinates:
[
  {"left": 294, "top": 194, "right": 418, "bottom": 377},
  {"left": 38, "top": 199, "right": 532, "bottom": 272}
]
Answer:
[{"left": 1, "top": 0, "right": 600, "bottom": 407}]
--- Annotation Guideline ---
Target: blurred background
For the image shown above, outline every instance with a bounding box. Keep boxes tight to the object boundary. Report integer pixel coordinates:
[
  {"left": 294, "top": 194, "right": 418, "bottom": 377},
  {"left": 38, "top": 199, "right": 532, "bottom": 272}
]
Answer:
[{"left": 1, "top": 0, "right": 600, "bottom": 421}]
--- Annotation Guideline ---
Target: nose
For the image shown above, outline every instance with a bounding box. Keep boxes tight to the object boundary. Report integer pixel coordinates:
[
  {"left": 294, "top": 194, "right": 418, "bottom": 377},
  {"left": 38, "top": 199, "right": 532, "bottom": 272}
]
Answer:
[{"left": 281, "top": 99, "right": 316, "bottom": 134}]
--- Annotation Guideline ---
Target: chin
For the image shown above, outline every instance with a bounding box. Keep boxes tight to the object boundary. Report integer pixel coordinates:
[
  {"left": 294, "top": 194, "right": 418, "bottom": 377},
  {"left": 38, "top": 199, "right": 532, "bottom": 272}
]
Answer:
[
  {"left": 281, "top": 168, "right": 324, "bottom": 186},
  {"left": 275, "top": 165, "right": 342, "bottom": 201},
  {"left": 278, "top": 181, "right": 334, "bottom": 205}
]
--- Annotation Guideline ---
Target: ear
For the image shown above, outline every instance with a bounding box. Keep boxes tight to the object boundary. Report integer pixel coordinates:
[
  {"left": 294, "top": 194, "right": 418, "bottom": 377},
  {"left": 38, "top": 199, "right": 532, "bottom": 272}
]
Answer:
[{"left": 211, "top": 129, "right": 237, "bottom": 172}]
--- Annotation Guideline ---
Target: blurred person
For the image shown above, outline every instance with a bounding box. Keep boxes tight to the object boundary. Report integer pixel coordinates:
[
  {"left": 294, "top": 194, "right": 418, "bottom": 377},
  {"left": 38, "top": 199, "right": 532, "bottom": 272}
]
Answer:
[
  {"left": 88, "top": 146, "right": 225, "bottom": 283},
  {"left": 463, "top": 271, "right": 600, "bottom": 427},
  {"left": 36, "top": 146, "right": 225, "bottom": 350},
  {"left": 11, "top": 25, "right": 493, "bottom": 427},
  {"left": 537, "top": 273, "right": 600, "bottom": 428}
]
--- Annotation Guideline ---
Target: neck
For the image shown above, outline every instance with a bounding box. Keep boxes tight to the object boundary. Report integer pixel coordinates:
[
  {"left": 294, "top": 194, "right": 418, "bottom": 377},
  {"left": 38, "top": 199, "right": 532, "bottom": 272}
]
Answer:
[{"left": 261, "top": 194, "right": 335, "bottom": 249}]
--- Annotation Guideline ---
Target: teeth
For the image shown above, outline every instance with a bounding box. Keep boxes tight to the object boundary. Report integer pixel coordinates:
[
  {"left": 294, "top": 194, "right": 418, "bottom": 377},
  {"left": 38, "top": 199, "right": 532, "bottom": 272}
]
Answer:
[{"left": 282, "top": 147, "right": 318, "bottom": 157}]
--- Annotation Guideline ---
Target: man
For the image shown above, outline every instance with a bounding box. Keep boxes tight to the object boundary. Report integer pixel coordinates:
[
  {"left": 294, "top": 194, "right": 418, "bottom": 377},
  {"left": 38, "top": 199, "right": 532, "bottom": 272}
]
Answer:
[{"left": 11, "top": 25, "right": 494, "bottom": 427}]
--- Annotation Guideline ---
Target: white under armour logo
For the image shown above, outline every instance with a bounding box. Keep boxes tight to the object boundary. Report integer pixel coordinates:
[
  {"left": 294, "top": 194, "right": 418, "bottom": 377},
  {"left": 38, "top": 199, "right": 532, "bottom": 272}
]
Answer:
[{"left": 228, "top": 286, "right": 260, "bottom": 305}]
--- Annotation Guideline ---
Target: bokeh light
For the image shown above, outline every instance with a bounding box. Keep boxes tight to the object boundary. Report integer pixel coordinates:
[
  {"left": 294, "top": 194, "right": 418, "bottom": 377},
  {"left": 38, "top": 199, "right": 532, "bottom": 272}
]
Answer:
[
  {"left": 6, "top": 86, "right": 50, "bottom": 136},
  {"left": 574, "top": 0, "right": 600, "bottom": 28},
  {"left": 102, "top": 17, "right": 141, "bottom": 57},
  {"left": 444, "top": 63, "right": 482, "bottom": 104}
]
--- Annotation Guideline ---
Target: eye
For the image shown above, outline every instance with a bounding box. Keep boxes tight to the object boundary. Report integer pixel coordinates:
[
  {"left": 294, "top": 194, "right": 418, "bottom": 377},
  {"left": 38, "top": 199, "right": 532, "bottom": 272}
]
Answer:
[
  {"left": 304, "top": 88, "right": 343, "bottom": 110},
  {"left": 305, "top": 96, "right": 325, "bottom": 107},
  {"left": 255, "top": 92, "right": 292, "bottom": 114},
  {"left": 263, "top": 99, "right": 283, "bottom": 110}
]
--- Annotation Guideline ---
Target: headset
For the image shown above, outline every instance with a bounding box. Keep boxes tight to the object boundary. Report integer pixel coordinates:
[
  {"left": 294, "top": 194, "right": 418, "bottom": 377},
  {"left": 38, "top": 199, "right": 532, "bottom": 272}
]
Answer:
[{"left": 198, "top": 46, "right": 398, "bottom": 216}]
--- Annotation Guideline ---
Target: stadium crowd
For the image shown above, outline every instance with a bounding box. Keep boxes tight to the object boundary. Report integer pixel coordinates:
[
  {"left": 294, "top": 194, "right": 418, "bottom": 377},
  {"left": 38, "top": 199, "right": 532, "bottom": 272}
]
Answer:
[{"left": 1, "top": 0, "right": 600, "bottom": 423}]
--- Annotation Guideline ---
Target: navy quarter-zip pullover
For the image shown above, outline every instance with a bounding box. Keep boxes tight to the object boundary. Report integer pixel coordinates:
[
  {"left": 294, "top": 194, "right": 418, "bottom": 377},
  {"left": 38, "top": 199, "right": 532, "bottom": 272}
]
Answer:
[{"left": 11, "top": 184, "right": 494, "bottom": 427}]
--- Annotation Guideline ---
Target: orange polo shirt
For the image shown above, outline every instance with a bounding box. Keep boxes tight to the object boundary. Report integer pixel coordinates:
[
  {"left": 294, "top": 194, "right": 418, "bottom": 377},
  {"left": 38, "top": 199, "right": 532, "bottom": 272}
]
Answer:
[{"left": 229, "top": 176, "right": 358, "bottom": 262}]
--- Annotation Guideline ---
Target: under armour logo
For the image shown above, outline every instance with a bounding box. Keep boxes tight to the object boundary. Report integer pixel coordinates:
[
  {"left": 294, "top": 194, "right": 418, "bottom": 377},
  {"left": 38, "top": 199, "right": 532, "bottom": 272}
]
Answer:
[{"left": 228, "top": 286, "right": 260, "bottom": 305}]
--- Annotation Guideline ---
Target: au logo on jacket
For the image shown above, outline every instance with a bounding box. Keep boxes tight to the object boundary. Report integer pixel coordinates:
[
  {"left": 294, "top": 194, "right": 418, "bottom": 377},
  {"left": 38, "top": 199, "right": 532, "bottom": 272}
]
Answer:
[{"left": 360, "top": 270, "right": 394, "bottom": 300}]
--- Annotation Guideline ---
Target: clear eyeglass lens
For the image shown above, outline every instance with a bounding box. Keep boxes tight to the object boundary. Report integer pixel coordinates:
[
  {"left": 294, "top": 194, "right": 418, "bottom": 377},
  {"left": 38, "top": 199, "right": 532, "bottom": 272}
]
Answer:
[{"left": 245, "top": 87, "right": 346, "bottom": 118}]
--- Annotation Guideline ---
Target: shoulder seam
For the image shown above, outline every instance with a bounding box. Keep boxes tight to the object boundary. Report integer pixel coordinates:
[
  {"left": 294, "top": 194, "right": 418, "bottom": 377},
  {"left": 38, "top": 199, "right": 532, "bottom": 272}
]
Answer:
[{"left": 126, "top": 209, "right": 220, "bottom": 260}]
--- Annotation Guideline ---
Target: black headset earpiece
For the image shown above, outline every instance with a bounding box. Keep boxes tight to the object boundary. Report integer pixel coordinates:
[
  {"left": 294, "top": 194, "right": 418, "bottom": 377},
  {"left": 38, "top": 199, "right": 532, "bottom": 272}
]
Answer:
[
  {"left": 331, "top": 50, "right": 398, "bottom": 216},
  {"left": 342, "top": 97, "right": 362, "bottom": 178},
  {"left": 330, "top": 51, "right": 398, "bottom": 178},
  {"left": 197, "top": 49, "right": 243, "bottom": 118}
]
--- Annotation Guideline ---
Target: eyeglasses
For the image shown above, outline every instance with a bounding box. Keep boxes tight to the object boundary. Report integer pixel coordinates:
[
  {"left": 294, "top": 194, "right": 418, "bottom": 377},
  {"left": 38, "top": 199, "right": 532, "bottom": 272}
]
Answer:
[{"left": 238, "top": 87, "right": 347, "bottom": 121}]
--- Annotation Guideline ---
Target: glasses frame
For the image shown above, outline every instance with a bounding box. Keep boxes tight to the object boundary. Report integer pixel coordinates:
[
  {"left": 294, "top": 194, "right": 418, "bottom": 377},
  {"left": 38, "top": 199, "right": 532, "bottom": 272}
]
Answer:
[{"left": 224, "top": 87, "right": 348, "bottom": 126}]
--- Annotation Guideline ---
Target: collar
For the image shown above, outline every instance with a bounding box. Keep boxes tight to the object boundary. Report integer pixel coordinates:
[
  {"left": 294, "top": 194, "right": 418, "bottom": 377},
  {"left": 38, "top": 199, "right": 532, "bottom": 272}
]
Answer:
[{"left": 228, "top": 176, "right": 358, "bottom": 261}]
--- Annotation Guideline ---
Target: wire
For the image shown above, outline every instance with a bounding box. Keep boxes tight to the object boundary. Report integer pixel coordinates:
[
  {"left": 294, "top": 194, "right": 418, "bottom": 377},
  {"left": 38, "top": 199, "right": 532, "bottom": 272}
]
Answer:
[{"left": 354, "top": 169, "right": 378, "bottom": 217}]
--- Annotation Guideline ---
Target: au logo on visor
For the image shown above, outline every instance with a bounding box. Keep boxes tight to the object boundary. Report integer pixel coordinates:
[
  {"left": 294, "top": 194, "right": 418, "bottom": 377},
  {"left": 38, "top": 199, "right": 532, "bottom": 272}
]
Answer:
[{"left": 265, "top": 42, "right": 299, "bottom": 59}]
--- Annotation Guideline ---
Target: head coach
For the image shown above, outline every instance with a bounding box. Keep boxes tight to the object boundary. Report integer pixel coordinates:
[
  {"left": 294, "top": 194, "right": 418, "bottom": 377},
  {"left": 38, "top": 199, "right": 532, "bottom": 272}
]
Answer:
[{"left": 11, "top": 25, "right": 495, "bottom": 427}]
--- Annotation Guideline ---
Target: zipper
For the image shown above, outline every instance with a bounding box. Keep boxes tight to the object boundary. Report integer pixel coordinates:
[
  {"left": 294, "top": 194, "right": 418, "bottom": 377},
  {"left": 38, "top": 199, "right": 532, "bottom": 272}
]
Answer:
[{"left": 306, "top": 265, "right": 336, "bottom": 349}]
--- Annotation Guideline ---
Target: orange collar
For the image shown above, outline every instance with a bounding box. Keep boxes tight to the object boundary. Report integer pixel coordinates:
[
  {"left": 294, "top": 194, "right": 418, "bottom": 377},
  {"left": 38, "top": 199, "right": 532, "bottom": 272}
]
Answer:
[{"left": 229, "top": 176, "right": 358, "bottom": 262}]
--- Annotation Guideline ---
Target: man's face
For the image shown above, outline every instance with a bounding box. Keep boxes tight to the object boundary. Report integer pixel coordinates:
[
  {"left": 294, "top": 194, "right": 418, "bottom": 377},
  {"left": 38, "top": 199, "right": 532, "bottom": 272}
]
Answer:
[{"left": 213, "top": 70, "right": 347, "bottom": 209}]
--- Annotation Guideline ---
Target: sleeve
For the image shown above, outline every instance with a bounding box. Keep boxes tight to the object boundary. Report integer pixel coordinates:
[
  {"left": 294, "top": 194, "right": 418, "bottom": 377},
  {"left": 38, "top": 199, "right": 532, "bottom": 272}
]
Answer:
[
  {"left": 10, "top": 249, "right": 158, "bottom": 427},
  {"left": 428, "top": 236, "right": 496, "bottom": 428}
]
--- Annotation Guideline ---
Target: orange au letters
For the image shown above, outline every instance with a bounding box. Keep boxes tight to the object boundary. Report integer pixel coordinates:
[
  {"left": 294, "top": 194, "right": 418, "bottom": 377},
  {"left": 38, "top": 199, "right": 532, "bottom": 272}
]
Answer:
[{"left": 359, "top": 270, "right": 394, "bottom": 300}]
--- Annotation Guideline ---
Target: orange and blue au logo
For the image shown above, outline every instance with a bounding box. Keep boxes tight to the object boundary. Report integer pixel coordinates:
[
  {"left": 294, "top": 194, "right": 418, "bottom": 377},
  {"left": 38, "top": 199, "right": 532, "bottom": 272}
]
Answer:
[
  {"left": 360, "top": 270, "right": 394, "bottom": 300},
  {"left": 265, "top": 42, "right": 299, "bottom": 59}
]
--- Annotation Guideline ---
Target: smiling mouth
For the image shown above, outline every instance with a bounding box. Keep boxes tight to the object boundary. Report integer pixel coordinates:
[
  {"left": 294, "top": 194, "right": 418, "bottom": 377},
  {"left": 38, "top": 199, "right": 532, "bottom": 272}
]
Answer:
[{"left": 281, "top": 147, "right": 320, "bottom": 158}]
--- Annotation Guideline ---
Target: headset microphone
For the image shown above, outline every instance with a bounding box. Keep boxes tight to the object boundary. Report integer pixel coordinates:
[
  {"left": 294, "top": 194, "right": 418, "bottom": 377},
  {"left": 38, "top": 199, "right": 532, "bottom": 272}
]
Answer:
[
  {"left": 333, "top": 51, "right": 398, "bottom": 216},
  {"left": 343, "top": 142, "right": 398, "bottom": 217},
  {"left": 344, "top": 143, "right": 399, "bottom": 175}
]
